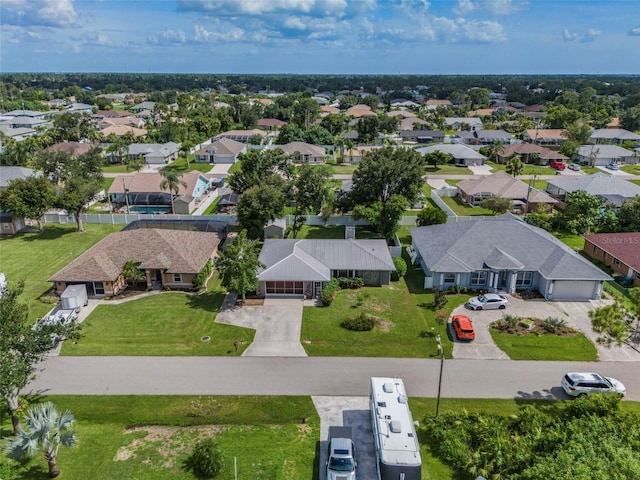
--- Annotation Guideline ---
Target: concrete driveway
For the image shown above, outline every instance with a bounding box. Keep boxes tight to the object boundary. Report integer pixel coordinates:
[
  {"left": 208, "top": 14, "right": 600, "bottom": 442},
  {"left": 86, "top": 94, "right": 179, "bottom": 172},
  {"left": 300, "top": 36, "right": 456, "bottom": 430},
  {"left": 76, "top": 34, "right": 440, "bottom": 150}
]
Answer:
[
  {"left": 452, "top": 295, "right": 640, "bottom": 361},
  {"left": 215, "top": 295, "right": 308, "bottom": 357},
  {"left": 313, "top": 396, "right": 376, "bottom": 480}
]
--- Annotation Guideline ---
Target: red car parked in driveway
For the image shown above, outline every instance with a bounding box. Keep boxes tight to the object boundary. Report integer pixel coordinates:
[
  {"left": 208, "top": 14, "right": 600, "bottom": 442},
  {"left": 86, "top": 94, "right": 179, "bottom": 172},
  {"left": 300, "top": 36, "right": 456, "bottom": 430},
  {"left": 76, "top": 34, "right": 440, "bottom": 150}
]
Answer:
[
  {"left": 550, "top": 161, "right": 566, "bottom": 171},
  {"left": 452, "top": 315, "right": 476, "bottom": 341}
]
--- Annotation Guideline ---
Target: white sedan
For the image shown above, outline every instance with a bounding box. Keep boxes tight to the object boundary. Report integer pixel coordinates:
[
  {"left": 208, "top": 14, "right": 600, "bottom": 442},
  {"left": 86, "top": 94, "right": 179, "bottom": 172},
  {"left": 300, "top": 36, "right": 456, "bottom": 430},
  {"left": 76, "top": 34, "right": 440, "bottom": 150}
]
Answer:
[{"left": 466, "top": 293, "right": 509, "bottom": 310}]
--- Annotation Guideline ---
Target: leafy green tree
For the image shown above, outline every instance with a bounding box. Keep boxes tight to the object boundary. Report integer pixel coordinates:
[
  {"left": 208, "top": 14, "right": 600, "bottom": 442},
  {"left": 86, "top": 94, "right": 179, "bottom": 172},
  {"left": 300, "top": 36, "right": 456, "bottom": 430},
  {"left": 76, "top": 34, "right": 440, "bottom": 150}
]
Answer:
[
  {"left": 424, "top": 150, "right": 452, "bottom": 170},
  {"left": 356, "top": 116, "right": 380, "bottom": 144},
  {"left": 121, "top": 260, "right": 145, "bottom": 289},
  {"left": 480, "top": 195, "right": 513, "bottom": 214},
  {"left": 214, "top": 230, "right": 264, "bottom": 302},
  {"left": 320, "top": 114, "right": 349, "bottom": 136},
  {"left": 545, "top": 105, "right": 583, "bottom": 129},
  {"left": 378, "top": 114, "right": 400, "bottom": 133},
  {"left": 0, "top": 282, "right": 79, "bottom": 434},
  {"left": 505, "top": 153, "right": 524, "bottom": 176},
  {"left": 559, "top": 139, "right": 580, "bottom": 158},
  {"left": 36, "top": 147, "right": 104, "bottom": 232},
  {"left": 228, "top": 148, "right": 291, "bottom": 194},
  {"left": 0, "top": 176, "right": 55, "bottom": 231},
  {"left": 159, "top": 168, "right": 187, "bottom": 214},
  {"left": 563, "top": 122, "right": 593, "bottom": 144},
  {"left": 562, "top": 190, "right": 605, "bottom": 234},
  {"left": 236, "top": 178, "right": 287, "bottom": 240},
  {"left": 620, "top": 105, "right": 640, "bottom": 131},
  {"left": 275, "top": 123, "right": 305, "bottom": 144},
  {"left": 618, "top": 195, "right": 640, "bottom": 231},
  {"left": 290, "top": 164, "right": 330, "bottom": 238},
  {"left": 4, "top": 402, "right": 77, "bottom": 478},
  {"left": 352, "top": 194, "right": 409, "bottom": 241},
  {"left": 417, "top": 206, "right": 447, "bottom": 226},
  {"left": 292, "top": 97, "right": 320, "bottom": 129},
  {"left": 527, "top": 151, "right": 542, "bottom": 165},
  {"left": 304, "top": 126, "right": 333, "bottom": 145},
  {"left": 345, "top": 146, "right": 426, "bottom": 210}
]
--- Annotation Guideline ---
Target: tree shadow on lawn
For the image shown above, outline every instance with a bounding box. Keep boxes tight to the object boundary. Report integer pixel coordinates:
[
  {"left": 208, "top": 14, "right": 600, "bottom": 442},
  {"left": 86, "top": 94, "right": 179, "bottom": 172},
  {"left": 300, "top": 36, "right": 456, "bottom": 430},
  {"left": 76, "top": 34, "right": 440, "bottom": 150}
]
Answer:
[
  {"left": 186, "top": 291, "right": 225, "bottom": 313},
  {"left": 2, "top": 225, "right": 78, "bottom": 243}
]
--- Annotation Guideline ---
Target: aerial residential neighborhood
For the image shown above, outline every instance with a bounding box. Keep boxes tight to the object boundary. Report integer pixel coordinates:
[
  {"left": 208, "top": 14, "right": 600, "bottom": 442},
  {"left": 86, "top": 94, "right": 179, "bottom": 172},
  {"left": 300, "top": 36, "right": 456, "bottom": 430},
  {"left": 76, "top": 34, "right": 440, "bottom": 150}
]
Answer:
[{"left": 1, "top": 1, "right": 640, "bottom": 479}]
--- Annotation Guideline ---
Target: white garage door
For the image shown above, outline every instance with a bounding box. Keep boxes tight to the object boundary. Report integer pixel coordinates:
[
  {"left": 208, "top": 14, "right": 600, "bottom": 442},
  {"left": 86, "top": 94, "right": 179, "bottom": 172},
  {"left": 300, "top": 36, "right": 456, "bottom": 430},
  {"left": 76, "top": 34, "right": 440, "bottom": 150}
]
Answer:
[{"left": 553, "top": 281, "right": 597, "bottom": 300}]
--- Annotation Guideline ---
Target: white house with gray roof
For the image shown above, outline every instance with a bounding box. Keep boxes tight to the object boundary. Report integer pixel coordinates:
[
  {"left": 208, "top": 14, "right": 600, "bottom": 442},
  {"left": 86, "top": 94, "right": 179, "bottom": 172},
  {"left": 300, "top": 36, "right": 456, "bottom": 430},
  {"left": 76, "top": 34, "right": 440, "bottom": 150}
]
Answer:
[
  {"left": 590, "top": 128, "right": 640, "bottom": 145},
  {"left": 410, "top": 214, "right": 610, "bottom": 301},
  {"left": 257, "top": 239, "right": 396, "bottom": 298},
  {"left": 576, "top": 145, "right": 636, "bottom": 166},
  {"left": 415, "top": 143, "right": 487, "bottom": 166},
  {"left": 546, "top": 173, "right": 640, "bottom": 207}
]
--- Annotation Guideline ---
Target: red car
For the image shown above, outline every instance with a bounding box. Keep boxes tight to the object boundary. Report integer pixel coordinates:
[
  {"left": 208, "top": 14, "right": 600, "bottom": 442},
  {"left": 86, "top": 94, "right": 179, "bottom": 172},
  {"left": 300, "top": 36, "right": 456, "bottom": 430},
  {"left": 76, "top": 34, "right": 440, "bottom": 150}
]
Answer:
[
  {"left": 550, "top": 161, "right": 566, "bottom": 171},
  {"left": 452, "top": 315, "right": 476, "bottom": 341}
]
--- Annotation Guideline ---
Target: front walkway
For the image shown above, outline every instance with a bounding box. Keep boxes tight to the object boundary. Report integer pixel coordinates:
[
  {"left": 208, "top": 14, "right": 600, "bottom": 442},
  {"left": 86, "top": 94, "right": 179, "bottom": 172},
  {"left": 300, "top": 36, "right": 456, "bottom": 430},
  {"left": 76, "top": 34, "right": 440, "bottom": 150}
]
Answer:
[{"left": 215, "top": 294, "right": 309, "bottom": 357}]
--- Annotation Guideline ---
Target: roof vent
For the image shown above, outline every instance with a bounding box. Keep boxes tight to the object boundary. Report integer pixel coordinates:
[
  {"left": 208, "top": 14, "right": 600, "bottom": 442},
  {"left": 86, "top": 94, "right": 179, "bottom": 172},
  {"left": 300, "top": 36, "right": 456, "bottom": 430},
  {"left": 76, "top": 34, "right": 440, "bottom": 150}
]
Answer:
[
  {"left": 383, "top": 382, "right": 394, "bottom": 393},
  {"left": 389, "top": 421, "right": 402, "bottom": 433},
  {"left": 397, "top": 394, "right": 407, "bottom": 404}
]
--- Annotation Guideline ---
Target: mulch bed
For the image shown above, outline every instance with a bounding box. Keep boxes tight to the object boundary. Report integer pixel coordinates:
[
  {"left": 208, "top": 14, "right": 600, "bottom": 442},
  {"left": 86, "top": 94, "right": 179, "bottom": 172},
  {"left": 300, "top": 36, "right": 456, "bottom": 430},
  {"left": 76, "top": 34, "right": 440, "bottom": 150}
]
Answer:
[{"left": 491, "top": 317, "right": 578, "bottom": 337}]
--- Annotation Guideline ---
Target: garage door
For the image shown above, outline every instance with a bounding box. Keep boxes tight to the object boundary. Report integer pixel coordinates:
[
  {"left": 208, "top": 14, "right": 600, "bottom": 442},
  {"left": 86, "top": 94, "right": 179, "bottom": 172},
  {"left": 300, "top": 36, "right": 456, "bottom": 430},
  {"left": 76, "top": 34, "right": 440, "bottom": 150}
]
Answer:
[
  {"left": 553, "top": 281, "right": 597, "bottom": 300},
  {"left": 265, "top": 281, "right": 304, "bottom": 295}
]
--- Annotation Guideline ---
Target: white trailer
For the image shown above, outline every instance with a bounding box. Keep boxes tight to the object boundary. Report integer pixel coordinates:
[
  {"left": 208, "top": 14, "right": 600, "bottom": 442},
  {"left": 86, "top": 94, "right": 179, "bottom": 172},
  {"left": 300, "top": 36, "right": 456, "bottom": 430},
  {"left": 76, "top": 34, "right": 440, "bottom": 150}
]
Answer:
[{"left": 60, "top": 284, "right": 88, "bottom": 312}]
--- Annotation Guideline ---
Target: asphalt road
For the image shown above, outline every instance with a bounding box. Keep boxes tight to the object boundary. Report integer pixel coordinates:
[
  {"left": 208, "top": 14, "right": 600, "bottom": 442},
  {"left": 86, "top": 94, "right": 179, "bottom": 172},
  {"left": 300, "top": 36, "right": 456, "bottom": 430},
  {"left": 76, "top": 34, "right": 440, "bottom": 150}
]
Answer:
[{"left": 28, "top": 356, "right": 640, "bottom": 401}]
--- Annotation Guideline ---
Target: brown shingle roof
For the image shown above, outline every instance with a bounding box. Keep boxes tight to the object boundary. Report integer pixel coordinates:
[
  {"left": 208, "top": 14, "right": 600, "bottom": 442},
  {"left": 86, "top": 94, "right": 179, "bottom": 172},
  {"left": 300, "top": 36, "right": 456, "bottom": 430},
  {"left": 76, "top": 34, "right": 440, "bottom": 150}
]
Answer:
[
  {"left": 500, "top": 144, "right": 568, "bottom": 161},
  {"left": 47, "top": 142, "right": 94, "bottom": 156},
  {"left": 458, "top": 171, "right": 558, "bottom": 204},
  {"left": 48, "top": 229, "right": 221, "bottom": 282},
  {"left": 108, "top": 171, "right": 205, "bottom": 196},
  {"left": 583, "top": 233, "right": 640, "bottom": 269}
]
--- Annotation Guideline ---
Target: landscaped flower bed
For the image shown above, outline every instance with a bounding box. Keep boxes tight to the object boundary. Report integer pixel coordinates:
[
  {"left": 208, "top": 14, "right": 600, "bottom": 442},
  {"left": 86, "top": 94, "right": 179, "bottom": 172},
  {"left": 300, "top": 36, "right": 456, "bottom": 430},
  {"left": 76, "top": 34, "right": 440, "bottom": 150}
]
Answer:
[{"left": 491, "top": 314, "right": 578, "bottom": 336}]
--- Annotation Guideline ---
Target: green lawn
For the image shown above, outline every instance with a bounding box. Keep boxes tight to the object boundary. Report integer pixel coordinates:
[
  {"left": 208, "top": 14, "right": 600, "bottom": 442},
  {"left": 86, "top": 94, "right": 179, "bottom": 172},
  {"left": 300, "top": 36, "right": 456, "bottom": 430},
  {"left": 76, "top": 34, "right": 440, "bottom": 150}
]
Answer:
[
  {"left": 1, "top": 395, "right": 318, "bottom": 480},
  {"left": 169, "top": 157, "right": 213, "bottom": 174},
  {"left": 103, "top": 177, "right": 115, "bottom": 191},
  {"left": 621, "top": 164, "right": 640, "bottom": 175},
  {"left": 425, "top": 164, "right": 472, "bottom": 175},
  {"left": 295, "top": 225, "right": 383, "bottom": 240},
  {"left": 302, "top": 277, "right": 469, "bottom": 358},
  {"left": 61, "top": 277, "right": 254, "bottom": 356},
  {"left": 0, "top": 224, "right": 120, "bottom": 319},
  {"left": 227, "top": 161, "right": 242, "bottom": 174},
  {"left": 489, "top": 329, "right": 598, "bottom": 361},
  {"left": 202, "top": 195, "right": 223, "bottom": 215},
  {"left": 554, "top": 232, "right": 584, "bottom": 250},
  {"left": 102, "top": 164, "right": 131, "bottom": 174},
  {"left": 442, "top": 196, "right": 495, "bottom": 216},
  {"left": 487, "top": 161, "right": 553, "bottom": 176},
  {"left": 631, "top": 180, "right": 640, "bottom": 186}
]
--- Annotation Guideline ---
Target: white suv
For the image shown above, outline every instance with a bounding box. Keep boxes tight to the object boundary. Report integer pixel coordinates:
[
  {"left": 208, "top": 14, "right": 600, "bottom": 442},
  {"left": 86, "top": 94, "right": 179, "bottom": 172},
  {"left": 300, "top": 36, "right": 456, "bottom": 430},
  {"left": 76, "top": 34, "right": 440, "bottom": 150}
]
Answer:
[{"left": 561, "top": 372, "right": 626, "bottom": 398}]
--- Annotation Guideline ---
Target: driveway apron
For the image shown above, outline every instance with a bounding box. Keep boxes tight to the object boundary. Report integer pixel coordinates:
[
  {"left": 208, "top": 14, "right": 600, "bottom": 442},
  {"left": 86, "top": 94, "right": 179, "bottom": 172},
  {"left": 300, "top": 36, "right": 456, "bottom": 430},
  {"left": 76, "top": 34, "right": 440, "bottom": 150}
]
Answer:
[{"left": 215, "top": 295, "right": 308, "bottom": 357}]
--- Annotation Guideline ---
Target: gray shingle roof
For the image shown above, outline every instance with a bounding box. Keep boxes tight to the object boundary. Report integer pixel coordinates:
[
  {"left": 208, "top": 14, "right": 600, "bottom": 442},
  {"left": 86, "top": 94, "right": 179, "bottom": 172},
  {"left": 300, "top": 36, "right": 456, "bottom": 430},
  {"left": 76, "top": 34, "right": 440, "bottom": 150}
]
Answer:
[
  {"left": 577, "top": 145, "right": 634, "bottom": 158},
  {"left": 258, "top": 239, "right": 395, "bottom": 281},
  {"left": 0, "top": 166, "right": 41, "bottom": 189},
  {"left": 410, "top": 214, "right": 610, "bottom": 281},
  {"left": 546, "top": 173, "right": 640, "bottom": 199},
  {"left": 415, "top": 144, "right": 486, "bottom": 160}
]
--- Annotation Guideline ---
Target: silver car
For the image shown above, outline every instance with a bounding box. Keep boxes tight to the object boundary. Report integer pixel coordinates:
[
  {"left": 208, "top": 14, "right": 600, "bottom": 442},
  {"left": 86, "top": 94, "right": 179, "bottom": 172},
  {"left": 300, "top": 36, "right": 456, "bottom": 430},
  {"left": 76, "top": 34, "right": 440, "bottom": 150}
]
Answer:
[
  {"left": 466, "top": 293, "right": 509, "bottom": 310},
  {"left": 561, "top": 372, "right": 626, "bottom": 398}
]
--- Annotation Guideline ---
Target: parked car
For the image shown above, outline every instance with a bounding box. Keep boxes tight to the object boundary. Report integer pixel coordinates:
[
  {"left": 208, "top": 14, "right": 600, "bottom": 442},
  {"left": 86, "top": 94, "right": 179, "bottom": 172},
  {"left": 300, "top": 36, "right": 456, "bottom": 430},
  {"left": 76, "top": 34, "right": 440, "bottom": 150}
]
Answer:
[
  {"left": 466, "top": 293, "right": 509, "bottom": 310},
  {"left": 326, "top": 427, "right": 356, "bottom": 480},
  {"left": 550, "top": 161, "right": 566, "bottom": 171},
  {"left": 561, "top": 372, "right": 626, "bottom": 398},
  {"left": 568, "top": 163, "right": 581, "bottom": 171},
  {"left": 452, "top": 315, "right": 475, "bottom": 341},
  {"left": 606, "top": 163, "right": 620, "bottom": 170}
]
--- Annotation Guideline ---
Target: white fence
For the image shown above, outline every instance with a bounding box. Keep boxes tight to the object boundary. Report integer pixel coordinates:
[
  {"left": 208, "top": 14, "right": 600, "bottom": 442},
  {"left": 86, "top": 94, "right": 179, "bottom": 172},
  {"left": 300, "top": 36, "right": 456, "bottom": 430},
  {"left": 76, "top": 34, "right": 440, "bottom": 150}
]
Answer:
[{"left": 430, "top": 190, "right": 457, "bottom": 217}]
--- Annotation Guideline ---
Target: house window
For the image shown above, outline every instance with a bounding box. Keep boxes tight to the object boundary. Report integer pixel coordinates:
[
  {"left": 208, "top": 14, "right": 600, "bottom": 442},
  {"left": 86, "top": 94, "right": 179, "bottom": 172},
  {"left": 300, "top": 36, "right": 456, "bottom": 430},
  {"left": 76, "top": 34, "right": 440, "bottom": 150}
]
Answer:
[
  {"left": 516, "top": 271, "right": 533, "bottom": 287},
  {"left": 592, "top": 245, "right": 599, "bottom": 255},
  {"left": 470, "top": 271, "right": 487, "bottom": 286},
  {"left": 443, "top": 273, "right": 455, "bottom": 284},
  {"left": 173, "top": 273, "right": 182, "bottom": 283},
  {"left": 613, "top": 258, "right": 620, "bottom": 266},
  {"left": 333, "top": 270, "right": 359, "bottom": 279},
  {"left": 603, "top": 252, "right": 608, "bottom": 259},
  {"left": 636, "top": 272, "right": 640, "bottom": 280},
  {"left": 2, "top": 223, "right": 9, "bottom": 230}
]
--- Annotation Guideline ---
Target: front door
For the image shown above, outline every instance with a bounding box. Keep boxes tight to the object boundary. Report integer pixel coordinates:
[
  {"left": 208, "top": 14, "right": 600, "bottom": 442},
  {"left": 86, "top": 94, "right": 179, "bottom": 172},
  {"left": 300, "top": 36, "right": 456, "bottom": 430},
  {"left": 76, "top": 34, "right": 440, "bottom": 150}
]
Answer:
[
  {"left": 498, "top": 271, "right": 507, "bottom": 289},
  {"left": 155, "top": 270, "right": 163, "bottom": 282},
  {"left": 93, "top": 282, "right": 105, "bottom": 296},
  {"left": 313, "top": 282, "right": 323, "bottom": 298}
]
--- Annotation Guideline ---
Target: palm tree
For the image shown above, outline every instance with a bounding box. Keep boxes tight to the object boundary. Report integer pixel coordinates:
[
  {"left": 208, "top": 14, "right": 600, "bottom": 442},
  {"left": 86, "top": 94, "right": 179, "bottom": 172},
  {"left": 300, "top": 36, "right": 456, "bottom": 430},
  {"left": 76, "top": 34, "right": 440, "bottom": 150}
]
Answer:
[
  {"left": 527, "top": 152, "right": 541, "bottom": 166},
  {"left": 487, "top": 142, "right": 506, "bottom": 163},
  {"left": 505, "top": 153, "right": 524, "bottom": 177},
  {"left": 159, "top": 168, "right": 187, "bottom": 214},
  {"left": 4, "top": 402, "right": 77, "bottom": 478},
  {"left": 121, "top": 259, "right": 145, "bottom": 290}
]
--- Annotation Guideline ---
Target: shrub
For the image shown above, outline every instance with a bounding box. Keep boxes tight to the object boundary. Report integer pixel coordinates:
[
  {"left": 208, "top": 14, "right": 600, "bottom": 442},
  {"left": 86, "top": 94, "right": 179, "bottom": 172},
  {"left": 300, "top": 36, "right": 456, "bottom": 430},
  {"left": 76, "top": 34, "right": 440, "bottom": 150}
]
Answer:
[
  {"left": 391, "top": 257, "right": 407, "bottom": 281},
  {"left": 184, "top": 438, "right": 223, "bottom": 478},
  {"left": 435, "top": 310, "right": 448, "bottom": 325},
  {"left": 433, "top": 288, "right": 447, "bottom": 309},
  {"left": 338, "top": 277, "right": 354, "bottom": 289},
  {"left": 341, "top": 313, "right": 375, "bottom": 331},
  {"left": 541, "top": 316, "right": 566, "bottom": 334},
  {"left": 352, "top": 277, "right": 364, "bottom": 289},
  {"left": 321, "top": 278, "right": 340, "bottom": 306}
]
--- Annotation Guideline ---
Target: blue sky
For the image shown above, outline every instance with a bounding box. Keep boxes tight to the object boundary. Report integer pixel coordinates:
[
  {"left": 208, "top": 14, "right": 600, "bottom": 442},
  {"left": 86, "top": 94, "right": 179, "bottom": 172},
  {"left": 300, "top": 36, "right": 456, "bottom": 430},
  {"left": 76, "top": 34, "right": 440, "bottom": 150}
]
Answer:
[{"left": 1, "top": 0, "right": 639, "bottom": 74}]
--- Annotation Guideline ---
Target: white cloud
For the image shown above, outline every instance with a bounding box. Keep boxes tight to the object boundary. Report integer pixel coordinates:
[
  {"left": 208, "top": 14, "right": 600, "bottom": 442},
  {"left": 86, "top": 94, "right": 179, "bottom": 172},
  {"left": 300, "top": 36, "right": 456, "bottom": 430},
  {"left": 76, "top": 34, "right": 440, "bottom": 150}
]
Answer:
[
  {"left": 629, "top": 26, "right": 640, "bottom": 36},
  {"left": 71, "top": 30, "right": 113, "bottom": 46},
  {"left": 147, "top": 29, "right": 187, "bottom": 46},
  {"left": 453, "top": 0, "right": 476, "bottom": 15},
  {"left": 179, "top": 0, "right": 347, "bottom": 16},
  {"left": 563, "top": 27, "right": 600, "bottom": 43},
  {"left": 453, "top": 0, "right": 525, "bottom": 16},
  {"left": 0, "top": 0, "right": 78, "bottom": 27},
  {"left": 563, "top": 28, "right": 579, "bottom": 41},
  {"left": 194, "top": 24, "right": 244, "bottom": 43}
]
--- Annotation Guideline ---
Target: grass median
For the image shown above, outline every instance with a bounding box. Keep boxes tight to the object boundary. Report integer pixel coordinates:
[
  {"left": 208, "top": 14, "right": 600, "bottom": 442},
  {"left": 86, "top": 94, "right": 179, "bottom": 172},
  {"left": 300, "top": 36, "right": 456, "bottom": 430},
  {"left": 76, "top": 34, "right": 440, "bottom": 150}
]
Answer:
[{"left": 489, "top": 329, "right": 598, "bottom": 361}]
